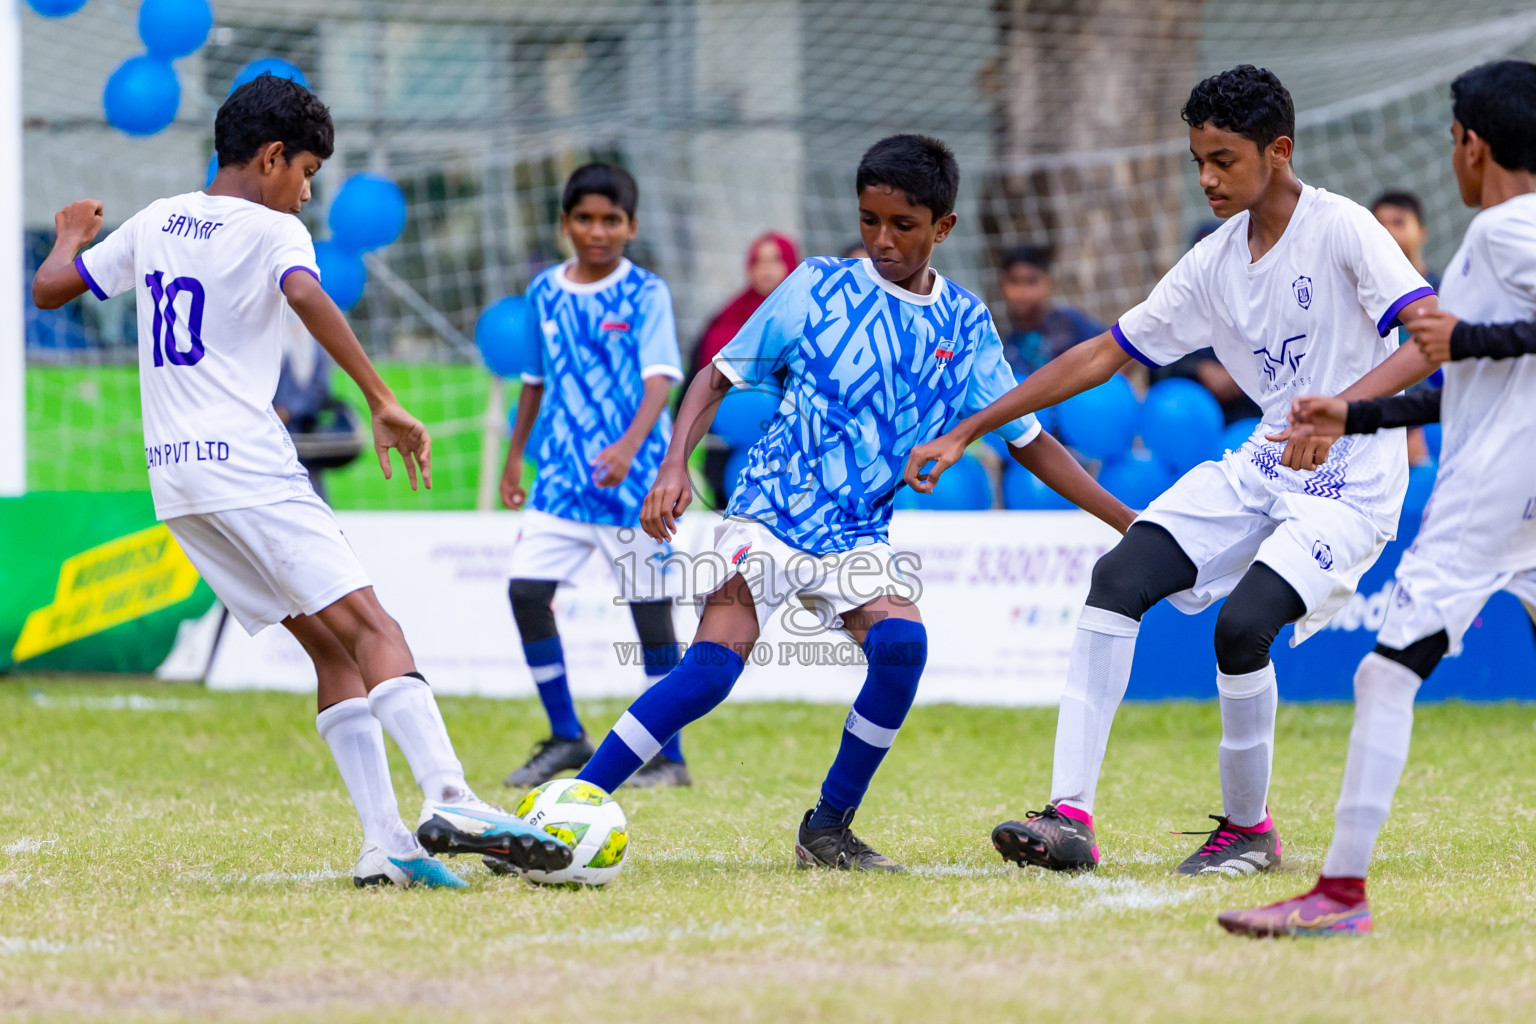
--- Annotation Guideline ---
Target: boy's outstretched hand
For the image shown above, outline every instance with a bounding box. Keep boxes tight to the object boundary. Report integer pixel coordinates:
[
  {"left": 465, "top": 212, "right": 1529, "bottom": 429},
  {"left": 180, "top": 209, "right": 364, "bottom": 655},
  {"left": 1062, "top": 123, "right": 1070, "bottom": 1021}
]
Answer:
[
  {"left": 372, "top": 401, "right": 432, "bottom": 491},
  {"left": 903, "top": 430, "right": 968, "bottom": 494},
  {"left": 591, "top": 439, "right": 638, "bottom": 488},
  {"left": 640, "top": 461, "right": 693, "bottom": 542},
  {"left": 1265, "top": 394, "right": 1347, "bottom": 471},
  {"left": 1404, "top": 310, "right": 1459, "bottom": 364}
]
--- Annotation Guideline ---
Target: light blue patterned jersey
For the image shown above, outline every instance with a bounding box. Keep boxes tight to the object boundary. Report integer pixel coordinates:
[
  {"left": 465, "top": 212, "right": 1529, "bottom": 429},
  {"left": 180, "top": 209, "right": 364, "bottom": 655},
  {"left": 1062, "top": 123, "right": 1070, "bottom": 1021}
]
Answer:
[
  {"left": 713, "top": 257, "right": 1041, "bottom": 554},
  {"left": 525, "top": 259, "right": 684, "bottom": 526}
]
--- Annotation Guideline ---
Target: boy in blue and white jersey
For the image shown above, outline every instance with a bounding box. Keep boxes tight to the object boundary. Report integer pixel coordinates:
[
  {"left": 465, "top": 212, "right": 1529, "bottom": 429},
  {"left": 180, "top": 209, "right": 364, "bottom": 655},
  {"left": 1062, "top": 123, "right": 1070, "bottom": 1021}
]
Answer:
[
  {"left": 499, "top": 164, "right": 689, "bottom": 791},
  {"left": 31, "top": 74, "right": 570, "bottom": 889},
  {"left": 574, "top": 135, "right": 1135, "bottom": 871}
]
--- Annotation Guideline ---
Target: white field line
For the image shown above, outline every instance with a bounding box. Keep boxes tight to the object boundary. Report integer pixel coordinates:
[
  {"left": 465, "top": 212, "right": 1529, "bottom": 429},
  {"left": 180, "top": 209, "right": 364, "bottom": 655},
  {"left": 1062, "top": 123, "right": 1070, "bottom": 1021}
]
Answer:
[
  {"left": 2, "top": 837, "right": 57, "bottom": 855},
  {"left": 28, "top": 690, "right": 212, "bottom": 712},
  {"left": 0, "top": 936, "right": 73, "bottom": 955}
]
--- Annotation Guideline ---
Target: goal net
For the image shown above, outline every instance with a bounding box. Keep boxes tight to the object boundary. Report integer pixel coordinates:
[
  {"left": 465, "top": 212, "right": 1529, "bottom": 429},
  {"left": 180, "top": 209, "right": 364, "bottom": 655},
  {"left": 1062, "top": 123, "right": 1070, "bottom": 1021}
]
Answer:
[{"left": 19, "top": 0, "right": 1536, "bottom": 508}]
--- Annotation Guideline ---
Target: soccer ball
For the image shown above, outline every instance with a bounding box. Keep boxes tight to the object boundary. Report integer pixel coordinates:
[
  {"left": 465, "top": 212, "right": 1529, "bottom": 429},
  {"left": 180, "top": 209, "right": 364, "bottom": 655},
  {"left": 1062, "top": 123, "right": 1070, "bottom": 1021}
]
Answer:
[{"left": 513, "top": 778, "right": 628, "bottom": 887}]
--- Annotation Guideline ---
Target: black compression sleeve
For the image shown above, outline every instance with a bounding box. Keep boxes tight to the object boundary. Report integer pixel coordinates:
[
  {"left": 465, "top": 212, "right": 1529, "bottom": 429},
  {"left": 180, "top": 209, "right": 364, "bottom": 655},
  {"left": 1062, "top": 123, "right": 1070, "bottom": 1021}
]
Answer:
[
  {"left": 1451, "top": 319, "right": 1536, "bottom": 361},
  {"left": 1344, "top": 389, "right": 1442, "bottom": 433}
]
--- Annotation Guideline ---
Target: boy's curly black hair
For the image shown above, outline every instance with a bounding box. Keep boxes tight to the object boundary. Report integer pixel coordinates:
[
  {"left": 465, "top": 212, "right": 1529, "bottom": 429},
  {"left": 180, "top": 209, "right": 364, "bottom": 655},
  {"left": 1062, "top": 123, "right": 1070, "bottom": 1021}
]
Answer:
[
  {"left": 214, "top": 73, "right": 334, "bottom": 168},
  {"left": 856, "top": 134, "right": 959, "bottom": 221},
  {"left": 1181, "top": 65, "right": 1294, "bottom": 152},
  {"left": 1452, "top": 60, "right": 1536, "bottom": 172}
]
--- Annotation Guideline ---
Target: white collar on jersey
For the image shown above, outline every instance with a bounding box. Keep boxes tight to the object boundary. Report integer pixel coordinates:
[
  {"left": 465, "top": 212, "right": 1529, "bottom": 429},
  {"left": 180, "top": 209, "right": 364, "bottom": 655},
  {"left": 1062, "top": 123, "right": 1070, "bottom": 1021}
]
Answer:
[
  {"left": 860, "top": 257, "right": 946, "bottom": 306},
  {"left": 553, "top": 257, "right": 633, "bottom": 295}
]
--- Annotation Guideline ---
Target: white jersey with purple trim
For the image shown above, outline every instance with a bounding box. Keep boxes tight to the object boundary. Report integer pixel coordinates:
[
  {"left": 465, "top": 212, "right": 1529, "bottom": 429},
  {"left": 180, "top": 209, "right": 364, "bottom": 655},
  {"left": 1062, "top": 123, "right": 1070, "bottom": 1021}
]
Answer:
[
  {"left": 1415, "top": 192, "right": 1536, "bottom": 574},
  {"left": 1113, "top": 184, "right": 1433, "bottom": 533},
  {"left": 75, "top": 192, "right": 321, "bottom": 519}
]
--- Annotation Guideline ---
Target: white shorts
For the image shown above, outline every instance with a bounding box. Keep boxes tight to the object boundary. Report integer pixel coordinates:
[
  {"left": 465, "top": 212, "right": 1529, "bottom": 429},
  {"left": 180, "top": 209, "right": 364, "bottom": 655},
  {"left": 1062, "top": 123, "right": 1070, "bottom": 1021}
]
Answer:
[
  {"left": 165, "top": 494, "right": 372, "bottom": 635},
  {"left": 701, "top": 517, "right": 919, "bottom": 635},
  {"left": 1139, "top": 451, "right": 1391, "bottom": 644},
  {"left": 1377, "top": 538, "right": 1536, "bottom": 658},
  {"left": 508, "top": 508, "right": 675, "bottom": 603}
]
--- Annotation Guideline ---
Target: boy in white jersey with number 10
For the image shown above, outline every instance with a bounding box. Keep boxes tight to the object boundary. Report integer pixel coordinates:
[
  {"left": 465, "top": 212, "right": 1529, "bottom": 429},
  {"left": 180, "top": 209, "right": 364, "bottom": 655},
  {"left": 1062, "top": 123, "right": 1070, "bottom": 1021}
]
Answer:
[
  {"left": 906, "top": 65, "right": 1440, "bottom": 877},
  {"left": 1221, "top": 59, "right": 1536, "bottom": 938},
  {"left": 31, "top": 74, "right": 571, "bottom": 889}
]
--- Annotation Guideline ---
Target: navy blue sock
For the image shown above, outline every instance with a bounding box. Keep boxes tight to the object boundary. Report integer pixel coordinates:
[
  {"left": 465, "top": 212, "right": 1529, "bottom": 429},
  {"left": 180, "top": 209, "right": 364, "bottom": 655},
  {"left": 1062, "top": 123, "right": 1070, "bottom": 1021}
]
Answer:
[
  {"left": 525, "top": 635, "right": 582, "bottom": 740},
  {"left": 643, "top": 639, "right": 686, "bottom": 763},
  {"left": 580, "top": 641, "right": 743, "bottom": 792},
  {"left": 810, "top": 619, "right": 927, "bottom": 829}
]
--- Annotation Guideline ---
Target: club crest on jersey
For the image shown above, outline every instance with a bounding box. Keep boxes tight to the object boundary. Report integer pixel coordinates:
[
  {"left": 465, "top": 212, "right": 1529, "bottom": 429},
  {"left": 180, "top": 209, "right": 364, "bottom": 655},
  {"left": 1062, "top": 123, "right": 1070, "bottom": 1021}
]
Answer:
[
  {"left": 934, "top": 345, "right": 954, "bottom": 363},
  {"left": 731, "top": 544, "right": 753, "bottom": 567},
  {"left": 1253, "top": 333, "right": 1307, "bottom": 382},
  {"left": 1292, "top": 275, "right": 1313, "bottom": 310},
  {"left": 1311, "top": 540, "right": 1334, "bottom": 571},
  {"left": 600, "top": 319, "right": 630, "bottom": 335}
]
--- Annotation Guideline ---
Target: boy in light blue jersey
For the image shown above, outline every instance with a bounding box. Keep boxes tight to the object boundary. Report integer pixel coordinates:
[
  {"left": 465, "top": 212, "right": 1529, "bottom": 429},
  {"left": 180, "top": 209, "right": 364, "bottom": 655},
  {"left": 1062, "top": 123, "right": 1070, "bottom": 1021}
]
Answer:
[
  {"left": 576, "top": 135, "right": 1136, "bottom": 871},
  {"left": 499, "top": 164, "right": 689, "bottom": 791}
]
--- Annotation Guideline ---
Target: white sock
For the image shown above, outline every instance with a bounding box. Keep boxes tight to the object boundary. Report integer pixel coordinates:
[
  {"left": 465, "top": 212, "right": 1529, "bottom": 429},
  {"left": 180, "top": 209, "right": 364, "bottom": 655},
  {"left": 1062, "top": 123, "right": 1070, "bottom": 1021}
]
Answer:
[
  {"left": 1049, "top": 606, "right": 1140, "bottom": 814},
  {"left": 316, "top": 698, "right": 420, "bottom": 857},
  {"left": 1216, "top": 663, "right": 1278, "bottom": 828},
  {"left": 367, "top": 675, "right": 470, "bottom": 803},
  {"left": 1322, "top": 653, "right": 1421, "bottom": 878}
]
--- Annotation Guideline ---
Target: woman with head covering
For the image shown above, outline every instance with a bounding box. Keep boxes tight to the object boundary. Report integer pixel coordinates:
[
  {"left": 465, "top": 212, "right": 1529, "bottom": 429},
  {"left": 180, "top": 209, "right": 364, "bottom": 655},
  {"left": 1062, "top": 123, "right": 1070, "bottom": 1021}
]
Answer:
[{"left": 692, "top": 232, "right": 799, "bottom": 505}]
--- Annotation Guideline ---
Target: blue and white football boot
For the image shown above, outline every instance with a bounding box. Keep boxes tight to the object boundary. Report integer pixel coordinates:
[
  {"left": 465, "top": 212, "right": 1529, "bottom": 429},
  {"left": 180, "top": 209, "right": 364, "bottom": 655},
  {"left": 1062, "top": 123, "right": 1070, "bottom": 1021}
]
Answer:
[
  {"left": 352, "top": 840, "right": 466, "bottom": 890},
  {"left": 415, "top": 794, "right": 573, "bottom": 874}
]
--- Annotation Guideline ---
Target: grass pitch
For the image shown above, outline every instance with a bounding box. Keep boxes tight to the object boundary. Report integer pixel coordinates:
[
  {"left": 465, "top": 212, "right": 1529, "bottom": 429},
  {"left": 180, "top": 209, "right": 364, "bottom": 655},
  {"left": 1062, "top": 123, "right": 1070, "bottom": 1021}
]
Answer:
[{"left": 2, "top": 678, "right": 1534, "bottom": 1022}]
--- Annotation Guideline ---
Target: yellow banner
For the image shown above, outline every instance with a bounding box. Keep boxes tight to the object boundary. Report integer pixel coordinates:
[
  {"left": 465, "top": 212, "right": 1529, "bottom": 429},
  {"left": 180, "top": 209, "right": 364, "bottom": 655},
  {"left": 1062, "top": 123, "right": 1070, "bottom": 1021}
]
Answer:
[{"left": 12, "top": 525, "right": 202, "bottom": 663}]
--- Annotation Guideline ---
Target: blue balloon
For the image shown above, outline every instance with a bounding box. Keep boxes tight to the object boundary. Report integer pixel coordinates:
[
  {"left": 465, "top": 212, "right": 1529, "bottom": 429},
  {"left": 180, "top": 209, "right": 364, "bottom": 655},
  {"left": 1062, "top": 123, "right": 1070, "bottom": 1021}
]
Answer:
[
  {"left": 231, "top": 58, "right": 309, "bottom": 93},
  {"left": 1057, "top": 374, "right": 1138, "bottom": 461},
  {"left": 204, "top": 151, "right": 218, "bottom": 188},
  {"left": 328, "top": 174, "right": 408, "bottom": 252},
  {"left": 314, "top": 242, "right": 367, "bottom": 312},
  {"left": 1421, "top": 422, "right": 1442, "bottom": 460},
  {"left": 25, "top": 0, "right": 89, "bottom": 16},
  {"left": 1098, "top": 451, "right": 1174, "bottom": 511},
  {"left": 1403, "top": 461, "right": 1437, "bottom": 522},
  {"left": 476, "top": 296, "right": 536, "bottom": 378},
  {"left": 103, "top": 56, "right": 180, "bottom": 137},
  {"left": 897, "top": 454, "right": 992, "bottom": 511},
  {"left": 1001, "top": 463, "right": 1074, "bottom": 511},
  {"left": 138, "top": 0, "right": 212, "bottom": 59},
  {"left": 713, "top": 386, "right": 781, "bottom": 449},
  {"left": 1140, "top": 377, "right": 1225, "bottom": 473},
  {"left": 1221, "top": 417, "right": 1261, "bottom": 455}
]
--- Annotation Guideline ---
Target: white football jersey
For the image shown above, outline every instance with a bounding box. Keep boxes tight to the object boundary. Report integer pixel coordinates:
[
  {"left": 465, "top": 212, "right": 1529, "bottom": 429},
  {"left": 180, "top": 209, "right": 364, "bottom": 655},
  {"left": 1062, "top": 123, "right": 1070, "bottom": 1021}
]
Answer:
[
  {"left": 1422, "top": 192, "right": 1536, "bottom": 573},
  {"left": 1115, "top": 184, "right": 1433, "bottom": 533},
  {"left": 77, "top": 192, "right": 322, "bottom": 519}
]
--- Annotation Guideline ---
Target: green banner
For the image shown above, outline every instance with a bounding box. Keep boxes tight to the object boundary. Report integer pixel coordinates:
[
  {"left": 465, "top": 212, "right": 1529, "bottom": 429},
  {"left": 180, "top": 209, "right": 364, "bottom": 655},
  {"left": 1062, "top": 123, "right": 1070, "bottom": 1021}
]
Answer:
[{"left": 0, "top": 493, "right": 216, "bottom": 673}]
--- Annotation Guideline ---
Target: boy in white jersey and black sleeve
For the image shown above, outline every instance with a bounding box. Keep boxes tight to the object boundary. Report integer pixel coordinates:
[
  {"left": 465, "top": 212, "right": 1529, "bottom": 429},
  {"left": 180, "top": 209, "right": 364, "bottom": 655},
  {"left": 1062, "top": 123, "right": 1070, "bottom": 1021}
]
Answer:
[
  {"left": 572, "top": 135, "right": 1136, "bottom": 872},
  {"left": 1221, "top": 60, "right": 1536, "bottom": 937},
  {"left": 905, "top": 65, "right": 1440, "bottom": 876},
  {"left": 31, "top": 74, "right": 572, "bottom": 889},
  {"left": 499, "top": 163, "right": 689, "bottom": 793}
]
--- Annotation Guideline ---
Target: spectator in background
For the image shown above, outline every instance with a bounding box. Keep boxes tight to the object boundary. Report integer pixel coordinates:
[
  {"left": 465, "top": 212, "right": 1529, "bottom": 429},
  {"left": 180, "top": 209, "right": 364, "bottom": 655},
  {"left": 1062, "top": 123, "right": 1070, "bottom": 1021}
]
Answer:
[
  {"left": 691, "top": 232, "right": 800, "bottom": 504},
  {"left": 1371, "top": 190, "right": 1439, "bottom": 289},
  {"left": 1370, "top": 190, "right": 1437, "bottom": 465},
  {"left": 1150, "top": 222, "right": 1263, "bottom": 425},
  {"left": 274, "top": 322, "right": 341, "bottom": 500},
  {"left": 996, "top": 244, "right": 1103, "bottom": 378}
]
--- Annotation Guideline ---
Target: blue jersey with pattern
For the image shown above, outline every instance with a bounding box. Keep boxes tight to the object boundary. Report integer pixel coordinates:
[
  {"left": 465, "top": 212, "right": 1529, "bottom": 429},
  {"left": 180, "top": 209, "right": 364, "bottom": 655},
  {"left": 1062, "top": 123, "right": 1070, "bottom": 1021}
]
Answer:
[
  {"left": 713, "top": 257, "right": 1040, "bottom": 554},
  {"left": 525, "top": 259, "right": 684, "bottom": 526}
]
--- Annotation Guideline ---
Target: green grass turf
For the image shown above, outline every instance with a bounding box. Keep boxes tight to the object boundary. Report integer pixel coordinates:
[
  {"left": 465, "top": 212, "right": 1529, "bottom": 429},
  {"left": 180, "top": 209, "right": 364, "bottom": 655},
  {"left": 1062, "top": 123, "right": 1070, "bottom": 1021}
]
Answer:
[{"left": 1, "top": 680, "right": 1533, "bottom": 1022}]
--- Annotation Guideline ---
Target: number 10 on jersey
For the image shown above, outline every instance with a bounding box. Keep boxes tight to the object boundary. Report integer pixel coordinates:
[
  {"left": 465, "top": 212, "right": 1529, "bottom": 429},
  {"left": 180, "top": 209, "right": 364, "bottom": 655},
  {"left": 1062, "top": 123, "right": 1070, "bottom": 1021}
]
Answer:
[{"left": 145, "top": 271, "right": 206, "bottom": 367}]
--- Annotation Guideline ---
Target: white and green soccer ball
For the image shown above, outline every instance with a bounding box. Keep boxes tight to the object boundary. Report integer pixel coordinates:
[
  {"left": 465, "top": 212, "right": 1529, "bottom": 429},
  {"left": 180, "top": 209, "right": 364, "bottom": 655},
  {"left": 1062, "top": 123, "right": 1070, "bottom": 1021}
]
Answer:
[{"left": 513, "top": 778, "right": 628, "bottom": 887}]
